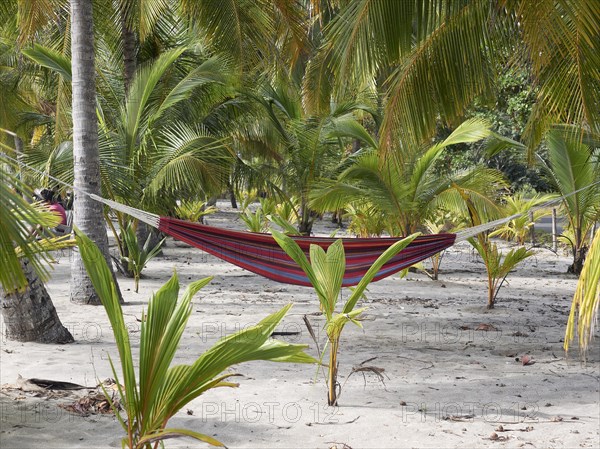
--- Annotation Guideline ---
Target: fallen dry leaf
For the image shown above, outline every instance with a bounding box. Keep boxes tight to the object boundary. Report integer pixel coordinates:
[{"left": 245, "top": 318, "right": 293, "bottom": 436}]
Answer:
[
  {"left": 476, "top": 323, "right": 498, "bottom": 331},
  {"left": 521, "top": 355, "right": 535, "bottom": 366}
]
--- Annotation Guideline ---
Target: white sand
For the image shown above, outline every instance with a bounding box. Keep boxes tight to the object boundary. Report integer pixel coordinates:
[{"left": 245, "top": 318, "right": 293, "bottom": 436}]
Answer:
[{"left": 1, "top": 202, "right": 599, "bottom": 448}]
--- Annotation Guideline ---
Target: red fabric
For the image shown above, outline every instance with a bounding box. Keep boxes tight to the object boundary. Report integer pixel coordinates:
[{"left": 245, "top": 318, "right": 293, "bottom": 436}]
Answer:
[
  {"left": 159, "top": 217, "right": 456, "bottom": 287},
  {"left": 48, "top": 203, "right": 67, "bottom": 225}
]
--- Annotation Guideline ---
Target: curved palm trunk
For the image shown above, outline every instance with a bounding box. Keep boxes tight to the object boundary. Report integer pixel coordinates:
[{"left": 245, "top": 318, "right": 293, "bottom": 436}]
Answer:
[
  {"left": 70, "top": 0, "right": 122, "bottom": 305},
  {"left": 1, "top": 259, "right": 73, "bottom": 344}
]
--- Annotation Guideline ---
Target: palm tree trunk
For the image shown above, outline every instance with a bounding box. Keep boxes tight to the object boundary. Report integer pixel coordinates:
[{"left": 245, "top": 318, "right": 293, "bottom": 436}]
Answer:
[
  {"left": 120, "top": 8, "right": 136, "bottom": 94},
  {"left": 228, "top": 182, "right": 237, "bottom": 209},
  {"left": 69, "top": 0, "right": 122, "bottom": 305},
  {"left": 1, "top": 259, "right": 73, "bottom": 343},
  {"left": 568, "top": 245, "right": 588, "bottom": 275}
]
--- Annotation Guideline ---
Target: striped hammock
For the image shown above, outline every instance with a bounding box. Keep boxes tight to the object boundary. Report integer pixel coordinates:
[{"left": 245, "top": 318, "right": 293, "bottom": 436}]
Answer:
[
  {"left": 159, "top": 216, "right": 456, "bottom": 286},
  {"left": 84, "top": 195, "right": 518, "bottom": 287},
  {"left": 3, "top": 153, "right": 593, "bottom": 287}
]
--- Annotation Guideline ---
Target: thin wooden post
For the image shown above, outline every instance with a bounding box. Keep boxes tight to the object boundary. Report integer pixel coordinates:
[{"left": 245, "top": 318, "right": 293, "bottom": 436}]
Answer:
[
  {"left": 529, "top": 211, "right": 535, "bottom": 246},
  {"left": 552, "top": 208, "right": 558, "bottom": 252}
]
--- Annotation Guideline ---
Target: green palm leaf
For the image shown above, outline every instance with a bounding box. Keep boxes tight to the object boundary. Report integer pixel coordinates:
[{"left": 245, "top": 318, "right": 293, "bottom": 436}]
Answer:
[
  {"left": 344, "top": 233, "right": 420, "bottom": 313},
  {"left": 74, "top": 228, "right": 139, "bottom": 428},
  {"left": 310, "top": 240, "right": 345, "bottom": 319},
  {"left": 124, "top": 47, "right": 187, "bottom": 155},
  {"left": 22, "top": 43, "right": 72, "bottom": 81},
  {"left": 146, "top": 123, "right": 233, "bottom": 198},
  {"left": 565, "top": 229, "right": 600, "bottom": 358},
  {"left": 75, "top": 228, "right": 315, "bottom": 448}
]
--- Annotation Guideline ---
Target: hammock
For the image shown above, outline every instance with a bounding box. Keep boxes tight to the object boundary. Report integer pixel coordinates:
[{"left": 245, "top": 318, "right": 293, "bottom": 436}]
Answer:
[
  {"left": 94, "top": 196, "right": 513, "bottom": 287},
  {"left": 4, "top": 154, "right": 589, "bottom": 288},
  {"left": 160, "top": 216, "right": 455, "bottom": 286}
]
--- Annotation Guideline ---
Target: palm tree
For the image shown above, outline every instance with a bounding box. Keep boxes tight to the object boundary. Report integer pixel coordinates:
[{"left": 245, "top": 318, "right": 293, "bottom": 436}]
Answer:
[
  {"left": 305, "top": 0, "right": 600, "bottom": 155},
  {"left": 310, "top": 119, "right": 509, "bottom": 236},
  {"left": 489, "top": 192, "right": 557, "bottom": 245},
  {"left": 0, "top": 164, "right": 73, "bottom": 343},
  {"left": 564, "top": 228, "right": 600, "bottom": 360},
  {"left": 0, "top": 6, "right": 74, "bottom": 343},
  {"left": 539, "top": 129, "right": 600, "bottom": 274},
  {"left": 69, "top": 0, "right": 121, "bottom": 305},
  {"left": 241, "top": 78, "right": 378, "bottom": 235},
  {"left": 18, "top": 33, "right": 242, "bottom": 276}
]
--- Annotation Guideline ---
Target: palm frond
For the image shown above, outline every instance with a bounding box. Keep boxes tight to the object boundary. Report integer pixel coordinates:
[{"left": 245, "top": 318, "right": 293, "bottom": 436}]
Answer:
[
  {"left": 146, "top": 123, "right": 233, "bottom": 199},
  {"left": 21, "top": 43, "right": 71, "bottom": 81},
  {"left": 565, "top": 229, "right": 600, "bottom": 358},
  {"left": 17, "top": 0, "right": 59, "bottom": 45},
  {"left": 380, "top": 1, "right": 498, "bottom": 151},
  {"left": 123, "top": 47, "right": 187, "bottom": 155},
  {"left": 0, "top": 163, "right": 62, "bottom": 292},
  {"left": 512, "top": 0, "right": 600, "bottom": 147}
]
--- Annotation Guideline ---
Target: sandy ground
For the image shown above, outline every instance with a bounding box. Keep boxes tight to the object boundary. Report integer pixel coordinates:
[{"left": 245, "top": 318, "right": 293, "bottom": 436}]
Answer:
[{"left": 1, "top": 202, "right": 599, "bottom": 449}]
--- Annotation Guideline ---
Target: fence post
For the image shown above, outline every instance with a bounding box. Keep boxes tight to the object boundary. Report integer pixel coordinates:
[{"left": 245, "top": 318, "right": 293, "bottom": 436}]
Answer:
[
  {"left": 529, "top": 211, "right": 535, "bottom": 246},
  {"left": 552, "top": 208, "right": 558, "bottom": 252}
]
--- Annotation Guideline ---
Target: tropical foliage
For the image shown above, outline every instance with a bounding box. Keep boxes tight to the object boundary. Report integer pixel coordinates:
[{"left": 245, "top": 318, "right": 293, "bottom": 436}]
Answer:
[
  {"left": 0, "top": 162, "right": 68, "bottom": 292},
  {"left": 488, "top": 192, "right": 556, "bottom": 245},
  {"left": 174, "top": 200, "right": 217, "bottom": 223},
  {"left": 75, "top": 228, "right": 316, "bottom": 448},
  {"left": 565, "top": 229, "right": 600, "bottom": 360},
  {"left": 468, "top": 237, "right": 534, "bottom": 309},
  {"left": 239, "top": 78, "right": 377, "bottom": 235},
  {"left": 119, "top": 222, "right": 166, "bottom": 293},
  {"left": 273, "top": 230, "right": 419, "bottom": 406},
  {"left": 1, "top": 0, "right": 598, "bottom": 372},
  {"left": 310, "top": 119, "right": 509, "bottom": 237},
  {"left": 539, "top": 129, "right": 600, "bottom": 274},
  {"left": 306, "top": 0, "right": 600, "bottom": 155}
]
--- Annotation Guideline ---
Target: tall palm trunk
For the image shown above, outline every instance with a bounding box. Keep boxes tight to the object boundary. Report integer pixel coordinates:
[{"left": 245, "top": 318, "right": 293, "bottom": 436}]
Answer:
[
  {"left": 1, "top": 259, "right": 73, "bottom": 343},
  {"left": 120, "top": 12, "right": 136, "bottom": 95},
  {"left": 70, "top": 0, "right": 121, "bottom": 305}
]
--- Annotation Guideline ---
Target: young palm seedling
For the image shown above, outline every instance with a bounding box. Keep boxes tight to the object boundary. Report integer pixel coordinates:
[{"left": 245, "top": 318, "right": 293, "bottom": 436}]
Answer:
[
  {"left": 75, "top": 229, "right": 316, "bottom": 448},
  {"left": 120, "top": 222, "right": 166, "bottom": 292},
  {"left": 468, "top": 236, "right": 533, "bottom": 309},
  {"left": 273, "top": 230, "right": 419, "bottom": 406}
]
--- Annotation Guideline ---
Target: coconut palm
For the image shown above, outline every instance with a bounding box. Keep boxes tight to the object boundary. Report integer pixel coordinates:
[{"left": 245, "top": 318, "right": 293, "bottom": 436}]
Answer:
[
  {"left": 310, "top": 119, "right": 509, "bottom": 236},
  {"left": 68, "top": 0, "right": 120, "bottom": 305},
  {"left": 273, "top": 230, "right": 419, "bottom": 406},
  {"left": 539, "top": 129, "right": 600, "bottom": 274},
  {"left": 0, "top": 163, "right": 74, "bottom": 343},
  {"left": 21, "top": 43, "right": 238, "bottom": 259},
  {"left": 238, "top": 77, "right": 378, "bottom": 235},
  {"left": 489, "top": 192, "right": 557, "bottom": 245},
  {"left": 468, "top": 237, "right": 534, "bottom": 308},
  {"left": 75, "top": 228, "right": 316, "bottom": 448},
  {"left": 564, "top": 228, "right": 600, "bottom": 360},
  {"left": 305, "top": 0, "right": 600, "bottom": 154}
]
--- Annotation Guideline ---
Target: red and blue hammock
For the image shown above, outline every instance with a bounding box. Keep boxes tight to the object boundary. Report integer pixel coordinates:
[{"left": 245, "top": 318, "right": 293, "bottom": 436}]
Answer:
[
  {"left": 158, "top": 217, "right": 456, "bottom": 287},
  {"left": 3, "top": 153, "right": 583, "bottom": 288}
]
